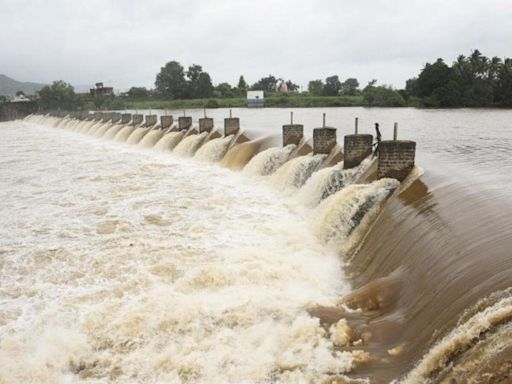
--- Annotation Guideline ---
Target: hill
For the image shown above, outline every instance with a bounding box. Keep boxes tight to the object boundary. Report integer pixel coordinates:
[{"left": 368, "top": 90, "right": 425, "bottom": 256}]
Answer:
[{"left": 0, "top": 74, "right": 46, "bottom": 96}]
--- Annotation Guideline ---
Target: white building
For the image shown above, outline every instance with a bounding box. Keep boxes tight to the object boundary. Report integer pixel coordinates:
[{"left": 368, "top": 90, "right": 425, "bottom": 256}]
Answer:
[{"left": 247, "top": 90, "right": 264, "bottom": 107}]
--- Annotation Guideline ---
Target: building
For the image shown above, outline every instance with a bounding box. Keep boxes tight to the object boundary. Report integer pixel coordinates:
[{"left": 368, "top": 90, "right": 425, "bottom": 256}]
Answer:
[
  {"left": 247, "top": 90, "right": 264, "bottom": 107},
  {"left": 90, "top": 82, "right": 114, "bottom": 97}
]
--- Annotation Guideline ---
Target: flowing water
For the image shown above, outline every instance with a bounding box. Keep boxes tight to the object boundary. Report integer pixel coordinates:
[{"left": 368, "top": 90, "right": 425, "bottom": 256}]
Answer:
[{"left": 1, "top": 108, "right": 512, "bottom": 383}]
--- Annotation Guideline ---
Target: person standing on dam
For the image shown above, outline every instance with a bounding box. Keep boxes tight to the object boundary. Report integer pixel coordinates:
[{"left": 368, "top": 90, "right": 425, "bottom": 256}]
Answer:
[{"left": 373, "top": 122, "right": 382, "bottom": 156}]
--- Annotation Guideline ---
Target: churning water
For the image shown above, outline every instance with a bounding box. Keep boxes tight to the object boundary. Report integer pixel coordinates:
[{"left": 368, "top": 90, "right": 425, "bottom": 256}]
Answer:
[{"left": 1, "top": 110, "right": 512, "bottom": 383}]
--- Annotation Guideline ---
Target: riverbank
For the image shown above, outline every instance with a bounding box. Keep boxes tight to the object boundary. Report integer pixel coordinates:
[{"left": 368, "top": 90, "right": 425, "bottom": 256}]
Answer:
[{"left": 103, "top": 95, "right": 420, "bottom": 109}]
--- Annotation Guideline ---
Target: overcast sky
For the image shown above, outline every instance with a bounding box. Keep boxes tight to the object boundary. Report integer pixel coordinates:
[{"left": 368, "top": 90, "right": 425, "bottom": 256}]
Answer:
[{"left": 1, "top": 0, "right": 512, "bottom": 91}]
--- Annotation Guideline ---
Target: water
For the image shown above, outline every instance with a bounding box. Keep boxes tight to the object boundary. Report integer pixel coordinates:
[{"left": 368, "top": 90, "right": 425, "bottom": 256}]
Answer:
[{"left": 1, "top": 108, "right": 512, "bottom": 383}]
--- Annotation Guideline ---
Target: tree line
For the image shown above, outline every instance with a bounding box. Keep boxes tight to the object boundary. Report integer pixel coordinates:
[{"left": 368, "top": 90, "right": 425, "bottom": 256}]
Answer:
[
  {"left": 405, "top": 49, "right": 512, "bottom": 107},
  {"left": 29, "top": 49, "right": 512, "bottom": 110}
]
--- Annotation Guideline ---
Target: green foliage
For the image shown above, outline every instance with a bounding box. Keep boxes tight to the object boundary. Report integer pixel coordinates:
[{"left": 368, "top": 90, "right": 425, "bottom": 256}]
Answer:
[
  {"left": 214, "top": 82, "right": 236, "bottom": 98},
  {"left": 128, "top": 87, "right": 149, "bottom": 99},
  {"left": 236, "top": 75, "right": 248, "bottom": 95},
  {"left": 362, "top": 81, "right": 406, "bottom": 107},
  {"left": 285, "top": 80, "right": 300, "bottom": 91},
  {"left": 308, "top": 80, "right": 324, "bottom": 96},
  {"left": 340, "top": 78, "right": 359, "bottom": 95},
  {"left": 38, "top": 80, "right": 79, "bottom": 111},
  {"left": 195, "top": 72, "right": 214, "bottom": 98},
  {"left": 322, "top": 75, "right": 342, "bottom": 96},
  {"left": 406, "top": 50, "right": 512, "bottom": 107},
  {"left": 15, "top": 90, "right": 25, "bottom": 97},
  {"left": 251, "top": 75, "right": 278, "bottom": 92},
  {"left": 155, "top": 61, "right": 187, "bottom": 99}
]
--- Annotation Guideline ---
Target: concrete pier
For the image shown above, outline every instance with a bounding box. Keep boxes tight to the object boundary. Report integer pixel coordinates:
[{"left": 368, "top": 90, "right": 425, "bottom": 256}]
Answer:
[
  {"left": 282, "top": 124, "right": 304, "bottom": 146},
  {"left": 160, "top": 115, "right": 173, "bottom": 129},
  {"left": 199, "top": 117, "right": 214, "bottom": 133},
  {"left": 121, "top": 113, "right": 132, "bottom": 124},
  {"left": 313, "top": 127, "right": 337, "bottom": 154},
  {"left": 102, "top": 112, "right": 113, "bottom": 123},
  {"left": 178, "top": 116, "right": 192, "bottom": 130},
  {"left": 132, "top": 114, "right": 144, "bottom": 126},
  {"left": 111, "top": 113, "right": 121, "bottom": 123},
  {"left": 378, "top": 141, "right": 416, "bottom": 181},
  {"left": 224, "top": 117, "right": 240, "bottom": 136},
  {"left": 145, "top": 114, "right": 157, "bottom": 127},
  {"left": 94, "top": 112, "right": 103, "bottom": 121},
  {"left": 344, "top": 134, "right": 373, "bottom": 168}
]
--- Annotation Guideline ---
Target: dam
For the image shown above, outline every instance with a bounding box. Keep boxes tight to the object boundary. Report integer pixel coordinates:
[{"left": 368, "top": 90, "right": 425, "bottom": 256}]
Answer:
[{"left": 1, "top": 109, "right": 512, "bottom": 383}]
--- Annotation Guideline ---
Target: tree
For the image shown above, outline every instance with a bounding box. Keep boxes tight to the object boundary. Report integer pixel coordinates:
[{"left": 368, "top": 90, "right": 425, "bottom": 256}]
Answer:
[
  {"left": 415, "top": 58, "right": 452, "bottom": 98},
  {"left": 322, "top": 75, "right": 342, "bottom": 96},
  {"left": 285, "top": 80, "right": 300, "bottom": 92},
  {"left": 15, "top": 90, "right": 25, "bottom": 97},
  {"left": 38, "top": 80, "right": 78, "bottom": 110},
  {"left": 237, "top": 75, "right": 248, "bottom": 95},
  {"left": 127, "top": 87, "right": 149, "bottom": 98},
  {"left": 362, "top": 81, "right": 406, "bottom": 107},
  {"left": 340, "top": 78, "right": 359, "bottom": 95},
  {"left": 308, "top": 80, "right": 324, "bottom": 96},
  {"left": 155, "top": 60, "right": 187, "bottom": 99},
  {"left": 251, "top": 75, "right": 278, "bottom": 93},
  {"left": 196, "top": 72, "right": 214, "bottom": 98},
  {"left": 215, "top": 82, "right": 236, "bottom": 98}
]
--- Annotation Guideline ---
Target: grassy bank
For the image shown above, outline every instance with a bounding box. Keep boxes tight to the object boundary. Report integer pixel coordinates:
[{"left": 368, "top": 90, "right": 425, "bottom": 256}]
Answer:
[{"left": 117, "top": 94, "right": 367, "bottom": 110}]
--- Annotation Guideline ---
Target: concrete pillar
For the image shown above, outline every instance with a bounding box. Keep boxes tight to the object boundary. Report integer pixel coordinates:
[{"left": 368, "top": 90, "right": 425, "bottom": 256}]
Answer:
[
  {"left": 102, "top": 112, "right": 113, "bottom": 122},
  {"left": 94, "top": 112, "right": 103, "bottom": 121},
  {"left": 378, "top": 141, "right": 416, "bottom": 181},
  {"left": 282, "top": 124, "right": 303, "bottom": 146},
  {"left": 160, "top": 115, "right": 173, "bottom": 129},
  {"left": 199, "top": 117, "right": 214, "bottom": 133},
  {"left": 111, "top": 112, "right": 122, "bottom": 123},
  {"left": 132, "top": 114, "right": 143, "bottom": 126},
  {"left": 224, "top": 117, "right": 240, "bottom": 136},
  {"left": 343, "top": 134, "right": 373, "bottom": 169},
  {"left": 178, "top": 116, "right": 192, "bottom": 130},
  {"left": 313, "top": 127, "right": 337, "bottom": 154},
  {"left": 121, "top": 113, "right": 132, "bottom": 124},
  {"left": 145, "top": 114, "right": 157, "bottom": 127}
]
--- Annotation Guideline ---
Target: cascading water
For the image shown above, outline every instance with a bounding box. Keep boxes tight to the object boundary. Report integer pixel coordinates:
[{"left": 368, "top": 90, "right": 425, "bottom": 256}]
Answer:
[
  {"left": 243, "top": 144, "right": 296, "bottom": 176},
  {"left": 194, "top": 136, "right": 234, "bottom": 162},
  {"left": 298, "top": 158, "right": 373, "bottom": 207},
  {"left": 173, "top": 132, "right": 208, "bottom": 157},
  {"left": 2, "top": 114, "right": 512, "bottom": 383},
  {"left": 153, "top": 131, "right": 185, "bottom": 152},
  {"left": 126, "top": 127, "right": 150, "bottom": 144},
  {"left": 271, "top": 153, "right": 327, "bottom": 192},
  {"left": 113, "top": 125, "right": 137, "bottom": 142},
  {"left": 139, "top": 129, "right": 165, "bottom": 148}
]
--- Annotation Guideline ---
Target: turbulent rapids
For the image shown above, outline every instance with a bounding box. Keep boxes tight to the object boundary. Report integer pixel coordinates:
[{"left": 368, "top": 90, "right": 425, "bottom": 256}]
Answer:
[{"left": 0, "top": 114, "right": 511, "bottom": 383}]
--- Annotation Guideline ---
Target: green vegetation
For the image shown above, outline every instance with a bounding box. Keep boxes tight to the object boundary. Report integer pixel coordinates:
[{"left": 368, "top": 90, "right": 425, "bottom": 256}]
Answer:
[
  {"left": 38, "top": 80, "right": 81, "bottom": 110},
  {"left": 405, "top": 50, "right": 512, "bottom": 107},
  {"left": 33, "top": 50, "right": 512, "bottom": 111}
]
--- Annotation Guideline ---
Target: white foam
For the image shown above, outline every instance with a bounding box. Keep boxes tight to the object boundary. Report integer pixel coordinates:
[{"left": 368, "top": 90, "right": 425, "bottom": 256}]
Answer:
[{"left": 244, "top": 145, "right": 296, "bottom": 176}]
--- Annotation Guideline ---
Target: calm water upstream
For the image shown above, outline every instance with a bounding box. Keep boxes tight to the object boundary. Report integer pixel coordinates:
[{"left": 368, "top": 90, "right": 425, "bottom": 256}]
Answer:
[{"left": 1, "top": 107, "right": 511, "bottom": 383}]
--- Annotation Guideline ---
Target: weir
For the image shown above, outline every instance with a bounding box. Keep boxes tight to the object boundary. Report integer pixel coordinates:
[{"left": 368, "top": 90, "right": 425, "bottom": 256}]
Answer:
[
  {"left": 94, "top": 112, "right": 103, "bottom": 121},
  {"left": 132, "top": 114, "right": 144, "bottom": 126},
  {"left": 145, "top": 114, "right": 157, "bottom": 127},
  {"left": 111, "top": 113, "right": 122, "bottom": 124},
  {"left": 282, "top": 113, "right": 303, "bottom": 146},
  {"left": 224, "top": 111, "right": 240, "bottom": 136},
  {"left": 160, "top": 115, "right": 173, "bottom": 129},
  {"left": 344, "top": 134, "right": 373, "bottom": 168},
  {"left": 102, "top": 112, "right": 113, "bottom": 123},
  {"left": 313, "top": 127, "right": 337, "bottom": 155},
  {"left": 178, "top": 116, "right": 192, "bottom": 130},
  {"left": 121, "top": 113, "right": 132, "bottom": 124},
  {"left": 377, "top": 140, "right": 416, "bottom": 181},
  {"left": 199, "top": 117, "right": 214, "bottom": 133}
]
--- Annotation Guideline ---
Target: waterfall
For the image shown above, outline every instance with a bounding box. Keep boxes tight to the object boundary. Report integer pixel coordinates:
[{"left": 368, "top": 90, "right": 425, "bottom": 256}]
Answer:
[
  {"left": 139, "top": 129, "right": 165, "bottom": 148},
  {"left": 153, "top": 132, "right": 185, "bottom": 152},
  {"left": 271, "top": 154, "right": 327, "bottom": 192},
  {"left": 243, "top": 145, "right": 296, "bottom": 176},
  {"left": 173, "top": 132, "right": 208, "bottom": 157},
  {"left": 126, "top": 127, "right": 151, "bottom": 145},
  {"left": 194, "top": 136, "right": 234, "bottom": 162}
]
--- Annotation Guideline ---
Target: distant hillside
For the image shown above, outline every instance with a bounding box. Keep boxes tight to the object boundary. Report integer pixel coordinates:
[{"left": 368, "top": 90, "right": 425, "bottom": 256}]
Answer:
[{"left": 0, "top": 74, "right": 46, "bottom": 96}]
